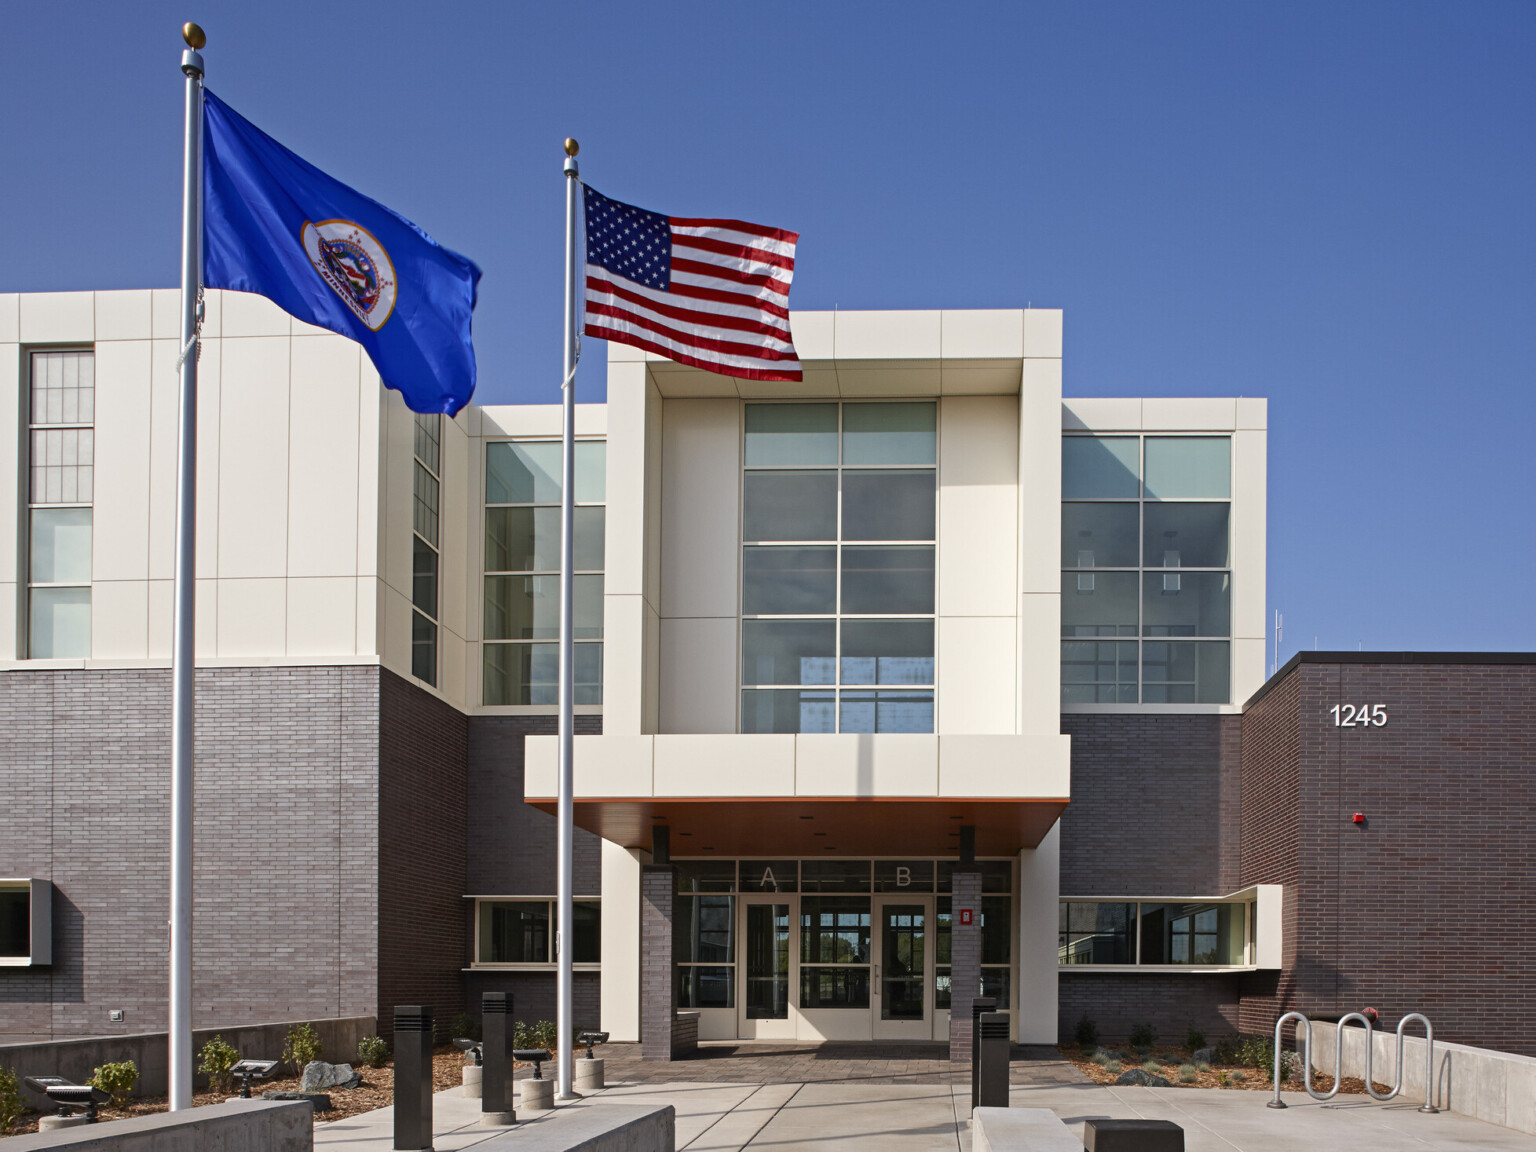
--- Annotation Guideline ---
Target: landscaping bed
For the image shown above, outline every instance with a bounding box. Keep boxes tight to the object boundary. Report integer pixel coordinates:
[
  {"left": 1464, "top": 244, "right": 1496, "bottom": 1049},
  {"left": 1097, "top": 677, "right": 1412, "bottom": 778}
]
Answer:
[
  {"left": 1059, "top": 1042, "right": 1387, "bottom": 1096},
  {"left": 3, "top": 1046, "right": 469, "bottom": 1137}
]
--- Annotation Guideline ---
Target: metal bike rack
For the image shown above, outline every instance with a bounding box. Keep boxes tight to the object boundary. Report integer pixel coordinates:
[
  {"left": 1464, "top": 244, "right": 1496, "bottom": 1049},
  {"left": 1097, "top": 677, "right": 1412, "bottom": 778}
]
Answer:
[{"left": 1268, "top": 1011, "right": 1438, "bottom": 1113}]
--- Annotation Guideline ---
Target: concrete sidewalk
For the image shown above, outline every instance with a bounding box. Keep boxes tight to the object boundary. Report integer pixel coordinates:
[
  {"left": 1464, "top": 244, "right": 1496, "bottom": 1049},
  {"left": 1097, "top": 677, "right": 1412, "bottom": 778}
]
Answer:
[{"left": 312, "top": 1075, "right": 1536, "bottom": 1152}]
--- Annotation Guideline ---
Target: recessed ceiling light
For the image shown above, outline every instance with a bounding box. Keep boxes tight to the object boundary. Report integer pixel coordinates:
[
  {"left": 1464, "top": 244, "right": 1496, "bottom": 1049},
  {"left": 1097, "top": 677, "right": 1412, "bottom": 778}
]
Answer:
[
  {"left": 814, "top": 832, "right": 827, "bottom": 836},
  {"left": 823, "top": 846, "right": 836, "bottom": 851},
  {"left": 679, "top": 831, "right": 693, "bottom": 836},
  {"left": 799, "top": 815, "right": 814, "bottom": 820},
  {"left": 702, "top": 846, "right": 714, "bottom": 851}
]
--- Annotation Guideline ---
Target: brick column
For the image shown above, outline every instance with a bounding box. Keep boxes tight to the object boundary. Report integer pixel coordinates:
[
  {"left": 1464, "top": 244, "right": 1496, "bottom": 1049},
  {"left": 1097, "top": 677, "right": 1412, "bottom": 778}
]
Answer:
[
  {"left": 949, "top": 867, "right": 983, "bottom": 1061},
  {"left": 640, "top": 865, "right": 677, "bottom": 1060}
]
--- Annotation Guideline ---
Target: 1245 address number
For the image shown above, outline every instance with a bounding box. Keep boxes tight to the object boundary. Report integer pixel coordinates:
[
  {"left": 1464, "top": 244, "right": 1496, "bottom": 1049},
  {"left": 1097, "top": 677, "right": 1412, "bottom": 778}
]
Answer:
[{"left": 1331, "top": 704, "right": 1387, "bottom": 727}]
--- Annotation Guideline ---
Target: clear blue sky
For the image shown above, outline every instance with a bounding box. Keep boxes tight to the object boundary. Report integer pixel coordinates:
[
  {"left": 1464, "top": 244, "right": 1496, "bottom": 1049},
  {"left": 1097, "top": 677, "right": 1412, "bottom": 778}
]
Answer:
[{"left": 3, "top": 2, "right": 1534, "bottom": 661}]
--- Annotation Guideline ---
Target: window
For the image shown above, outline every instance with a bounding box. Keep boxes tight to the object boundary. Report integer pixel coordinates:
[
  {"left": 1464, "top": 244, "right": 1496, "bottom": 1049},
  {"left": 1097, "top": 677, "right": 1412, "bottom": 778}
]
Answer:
[
  {"left": 741, "top": 403, "right": 936, "bottom": 733},
  {"left": 934, "top": 892, "right": 1013, "bottom": 1008},
  {"left": 483, "top": 440, "right": 606, "bottom": 706},
  {"left": 411, "top": 415, "right": 441, "bottom": 686},
  {"left": 27, "top": 352, "right": 94, "bottom": 659},
  {"left": 475, "top": 898, "right": 600, "bottom": 965},
  {"left": 1062, "top": 435, "right": 1232, "bottom": 703},
  {"left": 1057, "top": 900, "right": 1250, "bottom": 967},
  {"left": 0, "top": 879, "right": 52, "bottom": 966}
]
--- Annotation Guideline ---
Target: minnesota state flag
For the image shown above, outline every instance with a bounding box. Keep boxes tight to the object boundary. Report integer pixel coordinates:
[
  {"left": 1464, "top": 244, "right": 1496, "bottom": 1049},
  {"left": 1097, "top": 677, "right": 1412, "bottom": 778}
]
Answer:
[{"left": 201, "top": 90, "right": 481, "bottom": 415}]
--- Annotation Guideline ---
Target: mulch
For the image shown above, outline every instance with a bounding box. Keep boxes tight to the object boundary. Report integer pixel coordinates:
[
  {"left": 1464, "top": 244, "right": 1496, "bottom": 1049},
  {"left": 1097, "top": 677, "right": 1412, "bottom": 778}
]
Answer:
[
  {"left": 1059, "top": 1045, "right": 1389, "bottom": 1095},
  {"left": 4, "top": 1046, "right": 476, "bottom": 1136}
]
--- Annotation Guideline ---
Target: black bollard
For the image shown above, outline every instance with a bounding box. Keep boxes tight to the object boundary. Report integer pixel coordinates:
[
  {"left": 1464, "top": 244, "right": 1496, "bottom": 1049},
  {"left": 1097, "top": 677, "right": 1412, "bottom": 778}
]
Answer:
[
  {"left": 481, "top": 992, "right": 515, "bottom": 1124},
  {"left": 393, "top": 1006, "right": 434, "bottom": 1151},
  {"left": 970, "top": 996, "right": 997, "bottom": 1109},
  {"left": 976, "top": 1011, "right": 1011, "bottom": 1109}
]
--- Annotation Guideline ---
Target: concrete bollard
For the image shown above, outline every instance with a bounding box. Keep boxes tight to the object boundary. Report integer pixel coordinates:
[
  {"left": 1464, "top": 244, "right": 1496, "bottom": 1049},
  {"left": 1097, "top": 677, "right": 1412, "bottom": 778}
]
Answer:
[
  {"left": 393, "top": 1005, "right": 434, "bottom": 1151},
  {"left": 575, "top": 1058, "right": 604, "bottom": 1092},
  {"left": 520, "top": 1077, "right": 556, "bottom": 1111},
  {"left": 461, "top": 1062, "right": 482, "bottom": 1098}
]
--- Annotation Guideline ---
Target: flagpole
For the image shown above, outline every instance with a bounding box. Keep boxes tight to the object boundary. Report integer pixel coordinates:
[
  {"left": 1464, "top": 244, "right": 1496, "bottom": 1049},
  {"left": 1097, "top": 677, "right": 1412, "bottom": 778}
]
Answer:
[
  {"left": 556, "top": 137, "right": 580, "bottom": 1100},
  {"left": 169, "top": 21, "right": 206, "bottom": 1113}
]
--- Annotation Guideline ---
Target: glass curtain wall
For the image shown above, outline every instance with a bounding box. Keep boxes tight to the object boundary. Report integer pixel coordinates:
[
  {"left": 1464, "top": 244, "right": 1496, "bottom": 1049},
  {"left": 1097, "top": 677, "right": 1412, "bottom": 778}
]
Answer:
[
  {"left": 741, "top": 403, "right": 937, "bottom": 733},
  {"left": 1061, "top": 435, "right": 1232, "bottom": 703},
  {"left": 27, "top": 351, "right": 95, "bottom": 658},
  {"left": 1057, "top": 900, "right": 1248, "bottom": 966},
  {"left": 483, "top": 441, "right": 606, "bottom": 705}
]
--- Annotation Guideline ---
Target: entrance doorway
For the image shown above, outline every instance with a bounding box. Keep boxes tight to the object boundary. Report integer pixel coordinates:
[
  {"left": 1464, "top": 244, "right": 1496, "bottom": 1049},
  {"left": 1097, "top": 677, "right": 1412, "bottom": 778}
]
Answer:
[
  {"left": 873, "top": 897, "right": 931, "bottom": 1039},
  {"left": 738, "top": 895, "right": 794, "bottom": 1039}
]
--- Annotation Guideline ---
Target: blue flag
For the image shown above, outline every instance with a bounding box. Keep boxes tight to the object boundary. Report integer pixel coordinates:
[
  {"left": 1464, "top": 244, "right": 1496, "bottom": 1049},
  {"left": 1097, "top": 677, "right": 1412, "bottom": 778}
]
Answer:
[{"left": 202, "top": 90, "right": 481, "bottom": 415}]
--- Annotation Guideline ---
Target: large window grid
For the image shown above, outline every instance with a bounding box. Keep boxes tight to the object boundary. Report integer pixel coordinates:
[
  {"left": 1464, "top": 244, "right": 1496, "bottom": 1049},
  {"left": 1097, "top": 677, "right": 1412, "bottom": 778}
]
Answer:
[
  {"left": 1061, "top": 434, "right": 1232, "bottom": 704},
  {"left": 482, "top": 440, "right": 606, "bottom": 706},
  {"left": 1057, "top": 899, "right": 1251, "bottom": 967},
  {"left": 740, "top": 402, "right": 937, "bottom": 734},
  {"left": 474, "top": 897, "right": 601, "bottom": 966},
  {"left": 411, "top": 414, "right": 441, "bottom": 686},
  {"left": 26, "top": 351, "right": 95, "bottom": 659},
  {"left": 673, "top": 858, "right": 1015, "bottom": 1011}
]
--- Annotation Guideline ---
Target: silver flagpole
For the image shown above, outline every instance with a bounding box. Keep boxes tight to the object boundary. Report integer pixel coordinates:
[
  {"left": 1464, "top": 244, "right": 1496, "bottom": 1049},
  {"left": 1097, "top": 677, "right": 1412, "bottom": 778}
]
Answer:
[
  {"left": 169, "top": 21, "right": 206, "bottom": 1113},
  {"left": 556, "top": 137, "right": 580, "bottom": 1100}
]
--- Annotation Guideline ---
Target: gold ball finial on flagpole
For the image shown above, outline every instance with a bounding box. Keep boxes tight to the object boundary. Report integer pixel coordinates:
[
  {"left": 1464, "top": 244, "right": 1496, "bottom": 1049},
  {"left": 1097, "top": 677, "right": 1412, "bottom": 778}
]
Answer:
[
  {"left": 183, "top": 22, "right": 207, "bottom": 49},
  {"left": 564, "top": 138, "right": 580, "bottom": 157}
]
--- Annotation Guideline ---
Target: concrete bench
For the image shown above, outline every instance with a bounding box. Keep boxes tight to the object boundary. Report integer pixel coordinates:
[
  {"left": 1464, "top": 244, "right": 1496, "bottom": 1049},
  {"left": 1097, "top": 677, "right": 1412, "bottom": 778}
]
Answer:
[
  {"left": 3, "top": 1099, "right": 312, "bottom": 1151},
  {"left": 972, "top": 1106, "right": 1081, "bottom": 1152}
]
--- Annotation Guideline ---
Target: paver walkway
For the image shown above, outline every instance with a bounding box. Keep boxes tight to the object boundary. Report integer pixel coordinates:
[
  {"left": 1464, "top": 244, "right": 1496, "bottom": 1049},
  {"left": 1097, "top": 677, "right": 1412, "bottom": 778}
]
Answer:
[{"left": 591, "top": 1040, "right": 1083, "bottom": 1086}]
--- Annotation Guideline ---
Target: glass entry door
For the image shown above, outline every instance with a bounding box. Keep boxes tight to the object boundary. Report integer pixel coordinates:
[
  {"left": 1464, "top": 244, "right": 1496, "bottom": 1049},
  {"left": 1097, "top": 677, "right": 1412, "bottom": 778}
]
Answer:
[
  {"left": 738, "top": 896, "right": 795, "bottom": 1039},
  {"left": 873, "top": 898, "right": 931, "bottom": 1040}
]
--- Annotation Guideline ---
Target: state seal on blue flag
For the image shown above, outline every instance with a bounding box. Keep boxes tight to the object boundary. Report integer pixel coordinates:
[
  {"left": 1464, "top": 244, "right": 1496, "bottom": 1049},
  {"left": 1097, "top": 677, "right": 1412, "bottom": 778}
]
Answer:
[{"left": 201, "top": 90, "right": 481, "bottom": 415}]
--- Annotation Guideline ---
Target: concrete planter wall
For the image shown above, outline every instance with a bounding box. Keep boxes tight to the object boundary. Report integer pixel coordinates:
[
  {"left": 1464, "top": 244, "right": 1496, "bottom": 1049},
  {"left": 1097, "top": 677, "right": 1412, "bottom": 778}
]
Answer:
[{"left": 1310, "top": 1024, "right": 1536, "bottom": 1136}]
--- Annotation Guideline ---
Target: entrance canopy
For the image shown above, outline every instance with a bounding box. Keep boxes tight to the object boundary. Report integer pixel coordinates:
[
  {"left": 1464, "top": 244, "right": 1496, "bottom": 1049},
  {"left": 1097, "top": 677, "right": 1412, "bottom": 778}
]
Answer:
[{"left": 524, "top": 732, "right": 1071, "bottom": 857}]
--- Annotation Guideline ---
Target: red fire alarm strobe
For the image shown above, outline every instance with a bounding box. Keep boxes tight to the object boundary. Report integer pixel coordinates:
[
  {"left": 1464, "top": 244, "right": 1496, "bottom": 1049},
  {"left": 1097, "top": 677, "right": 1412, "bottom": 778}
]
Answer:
[
  {"left": 959, "top": 908, "right": 974, "bottom": 926},
  {"left": 1352, "top": 812, "right": 1366, "bottom": 824}
]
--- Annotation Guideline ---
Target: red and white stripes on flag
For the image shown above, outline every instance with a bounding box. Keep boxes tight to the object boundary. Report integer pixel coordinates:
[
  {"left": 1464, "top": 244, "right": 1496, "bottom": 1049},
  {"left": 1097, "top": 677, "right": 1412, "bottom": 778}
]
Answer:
[{"left": 581, "top": 184, "right": 801, "bottom": 381}]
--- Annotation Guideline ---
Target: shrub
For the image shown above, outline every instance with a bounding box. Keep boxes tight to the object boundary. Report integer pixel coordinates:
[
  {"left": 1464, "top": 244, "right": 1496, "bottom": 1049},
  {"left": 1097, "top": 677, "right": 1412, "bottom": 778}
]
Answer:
[
  {"left": 1231, "top": 1070, "right": 1247, "bottom": 1083},
  {"left": 1141, "top": 1059, "right": 1161, "bottom": 1075},
  {"left": 1177, "top": 1063, "right": 1199, "bottom": 1084},
  {"left": 356, "top": 1035, "right": 389, "bottom": 1069},
  {"left": 514, "top": 1020, "right": 558, "bottom": 1051},
  {"left": 90, "top": 1061, "right": 138, "bottom": 1109},
  {"left": 0, "top": 1066, "right": 25, "bottom": 1135},
  {"left": 1236, "top": 1034, "right": 1275, "bottom": 1075},
  {"left": 1104, "top": 1059, "right": 1122, "bottom": 1075},
  {"left": 197, "top": 1035, "right": 240, "bottom": 1094},
  {"left": 1216, "top": 1069, "right": 1229, "bottom": 1087},
  {"left": 1073, "top": 1014, "right": 1099, "bottom": 1051},
  {"left": 449, "top": 1013, "right": 480, "bottom": 1042},
  {"left": 1184, "top": 1025, "right": 1206, "bottom": 1052},
  {"left": 282, "top": 1022, "right": 322, "bottom": 1076},
  {"left": 1213, "top": 1036, "right": 1240, "bottom": 1065},
  {"left": 1127, "top": 1022, "right": 1157, "bottom": 1050},
  {"left": 1090, "top": 1050, "right": 1110, "bottom": 1067},
  {"left": 1195, "top": 1060, "right": 1211, "bottom": 1072}
]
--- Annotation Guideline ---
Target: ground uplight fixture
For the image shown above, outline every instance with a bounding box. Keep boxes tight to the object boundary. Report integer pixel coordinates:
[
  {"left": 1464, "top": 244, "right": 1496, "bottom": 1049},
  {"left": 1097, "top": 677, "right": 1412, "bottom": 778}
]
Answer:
[
  {"left": 229, "top": 1059, "right": 279, "bottom": 1098},
  {"left": 514, "top": 1049, "right": 553, "bottom": 1079},
  {"left": 578, "top": 1031, "right": 609, "bottom": 1059},
  {"left": 24, "top": 1077, "right": 109, "bottom": 1122},
  {"left": 453, "top": 1038, "right": 483, "bottom": 1065}
]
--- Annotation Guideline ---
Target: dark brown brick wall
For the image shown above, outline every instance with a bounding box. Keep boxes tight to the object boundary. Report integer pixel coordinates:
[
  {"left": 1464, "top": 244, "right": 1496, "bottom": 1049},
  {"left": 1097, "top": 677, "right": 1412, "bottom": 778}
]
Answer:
[
  {"left": 1060, "top": 713, "right": 1243, "bottom": 894},
  {"left": 465, "top": 715, "right": 603, "bottom": 897},
  {"left": 463, "top": 970, "right": 601, "bottom": 1035},
  {"left": 0, "top": 666, "right": 380, "bottom": 1042},
  {"left": 377, "top": 669, "right": 469, "bottom": 1037},
  {"left": 1059, "top": 972, "right": 1241, "bottom": 1045},
  {"left": 1239, "top": 658, "right": 1536, "bottom": 1056}
]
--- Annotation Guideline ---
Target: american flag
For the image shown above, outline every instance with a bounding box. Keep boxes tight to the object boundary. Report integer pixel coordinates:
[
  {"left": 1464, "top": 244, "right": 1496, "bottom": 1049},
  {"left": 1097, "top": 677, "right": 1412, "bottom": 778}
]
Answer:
[{"left": 582, "top": 185, "right": 801, "bottom": 381}]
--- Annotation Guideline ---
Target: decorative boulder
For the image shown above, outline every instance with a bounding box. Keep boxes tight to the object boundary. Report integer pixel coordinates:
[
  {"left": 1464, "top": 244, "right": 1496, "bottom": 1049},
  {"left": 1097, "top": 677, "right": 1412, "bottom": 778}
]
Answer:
[
  {"left": 1192, "top": 1047, "right": 1216, "bottom": 1064},
  {"left": 300, "top": 1060, "right": 361, "bottom": 1092},
  {"left": 1115, "top": 1068, "right": 1171, "bottom": 1087},
  {"left": 264, "top": 1089, "right": 333, "bottom": 1111}
]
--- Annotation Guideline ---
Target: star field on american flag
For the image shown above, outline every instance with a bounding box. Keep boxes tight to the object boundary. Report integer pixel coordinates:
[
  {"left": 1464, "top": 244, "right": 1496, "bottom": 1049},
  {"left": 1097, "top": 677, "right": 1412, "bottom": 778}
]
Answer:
[{"left": 581, "top": 184, "right": 801, "bottom": 382}]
